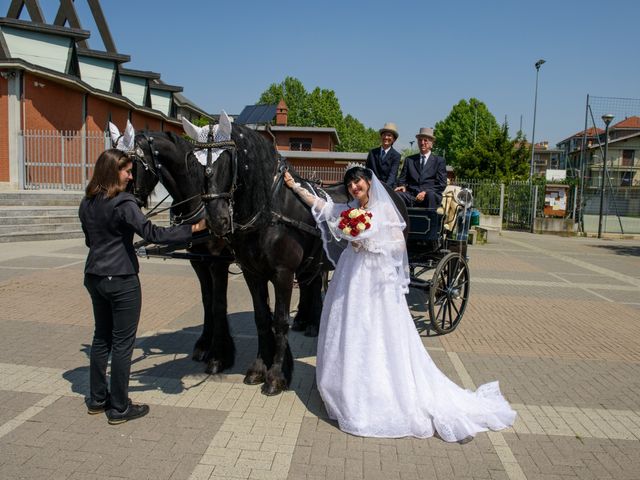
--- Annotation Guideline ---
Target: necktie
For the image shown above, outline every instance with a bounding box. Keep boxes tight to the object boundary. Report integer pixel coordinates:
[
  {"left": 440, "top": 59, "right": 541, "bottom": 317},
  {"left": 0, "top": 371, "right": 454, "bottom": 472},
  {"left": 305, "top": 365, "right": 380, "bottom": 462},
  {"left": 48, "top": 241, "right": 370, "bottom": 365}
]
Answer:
[
  {"left": 380, "top": 149, "right": 386, "bottom": 161},
  {"left": 420, "top": 155, "right": 426, "bottom": 169}
]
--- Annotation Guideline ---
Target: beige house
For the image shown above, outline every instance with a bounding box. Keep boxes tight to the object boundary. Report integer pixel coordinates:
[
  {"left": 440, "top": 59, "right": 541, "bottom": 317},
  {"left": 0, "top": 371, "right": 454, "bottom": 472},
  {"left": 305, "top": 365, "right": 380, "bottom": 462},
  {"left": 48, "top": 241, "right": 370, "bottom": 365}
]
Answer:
[
  {"left": 556, "top": 117, "right": 640, "bottom": 187},
  {"left": 531, "top": 141, "right": 565, "bottom": 176}
]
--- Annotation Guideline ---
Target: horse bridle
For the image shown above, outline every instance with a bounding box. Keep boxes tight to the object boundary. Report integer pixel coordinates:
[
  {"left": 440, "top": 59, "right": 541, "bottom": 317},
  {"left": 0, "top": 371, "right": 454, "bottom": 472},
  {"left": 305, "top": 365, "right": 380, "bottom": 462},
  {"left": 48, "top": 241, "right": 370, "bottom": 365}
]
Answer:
[
  {"left": 196, "top": 128, "right": 238, "bottom": 233},
  {"left": 127, "top": 134, "right": 205, "bottom": 226}
]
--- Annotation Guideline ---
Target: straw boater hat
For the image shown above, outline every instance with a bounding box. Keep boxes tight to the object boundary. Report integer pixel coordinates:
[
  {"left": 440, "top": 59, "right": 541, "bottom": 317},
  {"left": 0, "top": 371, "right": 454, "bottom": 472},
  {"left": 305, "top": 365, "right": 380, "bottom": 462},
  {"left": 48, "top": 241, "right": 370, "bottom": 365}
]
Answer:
[
  {"left": 416, "top": 127, "right": 435, "bottom": 140},
  {"left": 378, "top": 122, "right": 399, "bottom": 140},
  {"left": 416, "top": 127, "right": 436, "bottom": 140}
]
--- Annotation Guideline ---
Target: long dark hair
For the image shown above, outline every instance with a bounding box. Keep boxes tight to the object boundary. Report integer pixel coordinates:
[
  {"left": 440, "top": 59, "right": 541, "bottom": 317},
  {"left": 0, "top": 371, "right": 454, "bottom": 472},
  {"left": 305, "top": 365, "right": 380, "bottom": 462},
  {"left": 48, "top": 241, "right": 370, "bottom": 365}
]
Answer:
[
  {"left": 85, "top": 149, "right": 131, "bottom": 199},
  {"left": 343, "top": 166, "right": 372, "bottom": 192}
]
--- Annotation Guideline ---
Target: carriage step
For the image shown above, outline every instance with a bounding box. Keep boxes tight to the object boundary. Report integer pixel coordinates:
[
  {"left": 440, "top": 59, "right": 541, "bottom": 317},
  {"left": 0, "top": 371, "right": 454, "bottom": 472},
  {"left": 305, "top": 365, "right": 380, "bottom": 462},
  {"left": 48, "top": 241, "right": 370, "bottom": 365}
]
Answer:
[{"left": 409, "top": 277, "right": 431, "bottom": 290}]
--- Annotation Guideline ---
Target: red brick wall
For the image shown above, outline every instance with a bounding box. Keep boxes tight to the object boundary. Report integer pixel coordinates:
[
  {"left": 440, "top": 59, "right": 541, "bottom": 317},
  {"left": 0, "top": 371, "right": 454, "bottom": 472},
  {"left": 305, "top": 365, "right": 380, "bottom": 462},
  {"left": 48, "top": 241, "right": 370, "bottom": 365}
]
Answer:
[
  {"left": 23, "top": 73, "right": 84, "bottom": 131},
  {"left": 85, "top": 96, "right": 130, "bottom": 133},
  {"left": 163, "top": 123, "right": 183, "bottom": 135},
  {"left": 272, "top": 131, "right": 333, "bottom": 151},
  {"left": 131, "top": 111, "right": 162, "bottom": 131},
  {"left": 0, "top": 77, "right": 9, "bottom": 182}
]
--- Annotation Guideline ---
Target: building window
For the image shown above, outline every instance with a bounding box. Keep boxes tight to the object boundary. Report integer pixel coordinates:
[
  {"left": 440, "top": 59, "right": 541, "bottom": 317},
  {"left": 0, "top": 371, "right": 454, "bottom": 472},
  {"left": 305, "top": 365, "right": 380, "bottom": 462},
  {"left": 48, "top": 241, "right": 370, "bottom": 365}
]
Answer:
[
  {"left": 621, "top": 171, "right": 633, "bottom": 187},
  {"left": 290, "top": 138, "right": 312, "bottom": 151},
  {"left": 622, "top": 149, "right": 635, "bottom": 167}
]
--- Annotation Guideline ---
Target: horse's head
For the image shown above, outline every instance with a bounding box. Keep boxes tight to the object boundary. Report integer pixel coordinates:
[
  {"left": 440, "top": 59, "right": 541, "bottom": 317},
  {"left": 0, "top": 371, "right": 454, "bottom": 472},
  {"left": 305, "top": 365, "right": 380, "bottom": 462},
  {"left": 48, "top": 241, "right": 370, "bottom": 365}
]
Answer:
[
  {"left": 109, "top": 121, "right": 158, "bottom": 208},
  {"left": 182, "top": 113, "right": 235, "bottom": 237},
  {"left": 202, "top": 147, "right": 236, "bottom": 236}
]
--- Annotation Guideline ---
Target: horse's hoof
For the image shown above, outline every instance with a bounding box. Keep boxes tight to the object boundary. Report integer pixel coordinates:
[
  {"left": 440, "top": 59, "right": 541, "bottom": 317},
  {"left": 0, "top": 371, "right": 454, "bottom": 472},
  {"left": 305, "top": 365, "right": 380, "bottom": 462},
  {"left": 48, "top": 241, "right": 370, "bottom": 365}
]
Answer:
[
  {"left": 243, "top": 373, "right": 265, "bottom": 385},
  {"left": 261, "top": 382, "right": 286, "bottom": 396},
  {"left": 304, "top": 324, "right": 319, "bottom": 337},
  {"left": 192, "top": 348, "right": 208, "bottom": 363},
  {"left": 205, "top": 359, "right": 222, "bottom": 375}
]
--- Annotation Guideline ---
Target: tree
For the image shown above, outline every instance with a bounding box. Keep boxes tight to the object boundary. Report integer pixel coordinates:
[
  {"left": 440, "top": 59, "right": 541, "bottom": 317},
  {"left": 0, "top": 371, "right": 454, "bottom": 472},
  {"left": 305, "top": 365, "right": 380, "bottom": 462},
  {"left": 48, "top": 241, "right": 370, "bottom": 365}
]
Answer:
[
  {"left": 337, "top": 115, "right": 379, "bottom": 152},
  {"left": 434, "top": 98, "right": 500, "bottom": 166},
  {"left": 454, "top": 123, "right": 530, "bottom": 180},
  {"left": 258, "top": 77, "right": 310, "bottom": 126},
  {"left": 257, "top": 77, "right": 377, "bottom": 153}
]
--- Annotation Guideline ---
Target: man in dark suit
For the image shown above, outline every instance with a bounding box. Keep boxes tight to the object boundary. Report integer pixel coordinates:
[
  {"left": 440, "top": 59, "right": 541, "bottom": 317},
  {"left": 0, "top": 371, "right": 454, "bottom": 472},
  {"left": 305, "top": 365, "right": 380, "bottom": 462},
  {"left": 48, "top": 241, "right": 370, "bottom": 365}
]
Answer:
[
  {"left": 395, "top": 128, "right": 447, "bottom": 209},
  {"left": 366, "top": 122, "right": 401, "bottom": 188}
]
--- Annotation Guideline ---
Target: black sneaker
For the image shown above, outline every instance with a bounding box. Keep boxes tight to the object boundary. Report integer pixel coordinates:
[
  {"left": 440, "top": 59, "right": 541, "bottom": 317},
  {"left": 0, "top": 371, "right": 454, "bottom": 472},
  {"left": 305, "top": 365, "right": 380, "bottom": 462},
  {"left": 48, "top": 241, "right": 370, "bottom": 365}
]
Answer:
[
  {"left": 107, "top": 401, "right": 149, "bottom": 425},
  {"left": 86, "top": 396, "right": 110, "bottom": 415}
]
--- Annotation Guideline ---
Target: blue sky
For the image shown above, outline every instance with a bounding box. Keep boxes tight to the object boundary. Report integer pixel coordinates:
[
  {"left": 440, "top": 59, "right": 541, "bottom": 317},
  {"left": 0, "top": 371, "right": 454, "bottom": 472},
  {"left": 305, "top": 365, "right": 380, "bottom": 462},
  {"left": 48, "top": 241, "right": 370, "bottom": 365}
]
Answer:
[{"left": 24, "top": 0, "right": 640, "bottom": 150}]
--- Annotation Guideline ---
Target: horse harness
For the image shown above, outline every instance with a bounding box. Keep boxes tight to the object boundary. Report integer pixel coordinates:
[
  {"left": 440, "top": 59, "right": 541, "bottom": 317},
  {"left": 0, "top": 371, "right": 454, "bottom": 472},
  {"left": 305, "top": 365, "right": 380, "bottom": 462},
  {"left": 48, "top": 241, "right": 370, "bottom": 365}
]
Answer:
[
  {"left": 128, "top": 133, "right": 205, "bottom": 226},
  {"left": 194, "top": 134, "right": 321, "bottom": 239}
]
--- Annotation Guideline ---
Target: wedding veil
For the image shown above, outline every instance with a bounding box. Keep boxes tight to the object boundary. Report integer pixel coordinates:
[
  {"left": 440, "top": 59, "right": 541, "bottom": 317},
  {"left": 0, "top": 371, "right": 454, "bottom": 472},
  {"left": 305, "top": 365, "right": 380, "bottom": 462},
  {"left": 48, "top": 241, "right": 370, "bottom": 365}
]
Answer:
[{"left": 312, "top": 170, "right": 410, "bottom": 294}]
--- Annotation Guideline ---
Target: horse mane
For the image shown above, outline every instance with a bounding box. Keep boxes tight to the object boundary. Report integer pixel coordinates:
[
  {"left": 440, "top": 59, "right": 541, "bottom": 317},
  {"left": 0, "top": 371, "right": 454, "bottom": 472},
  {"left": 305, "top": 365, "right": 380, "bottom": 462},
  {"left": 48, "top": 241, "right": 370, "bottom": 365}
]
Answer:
[{"left": 229, "top": 124, "right": 278, "bottom": 221}]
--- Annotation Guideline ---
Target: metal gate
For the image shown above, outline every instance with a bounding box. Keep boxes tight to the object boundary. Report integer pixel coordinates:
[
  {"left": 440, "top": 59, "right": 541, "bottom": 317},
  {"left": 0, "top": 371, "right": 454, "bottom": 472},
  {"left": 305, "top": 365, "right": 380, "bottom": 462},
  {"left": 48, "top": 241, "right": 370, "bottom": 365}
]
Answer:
[
  {"left": 21, "top": 130, "right": 110, "bottom": 190},
  {"left": 502, "top": 181, "right": 534, "bottom": 231}
]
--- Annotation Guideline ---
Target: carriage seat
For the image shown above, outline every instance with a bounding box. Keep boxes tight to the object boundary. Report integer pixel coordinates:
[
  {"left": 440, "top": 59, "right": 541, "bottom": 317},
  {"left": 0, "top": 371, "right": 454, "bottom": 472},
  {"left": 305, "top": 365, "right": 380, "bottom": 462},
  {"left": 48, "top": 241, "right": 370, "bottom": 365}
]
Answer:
[{"left": 440, "top": 185, "right": 463, "bottom": 232}]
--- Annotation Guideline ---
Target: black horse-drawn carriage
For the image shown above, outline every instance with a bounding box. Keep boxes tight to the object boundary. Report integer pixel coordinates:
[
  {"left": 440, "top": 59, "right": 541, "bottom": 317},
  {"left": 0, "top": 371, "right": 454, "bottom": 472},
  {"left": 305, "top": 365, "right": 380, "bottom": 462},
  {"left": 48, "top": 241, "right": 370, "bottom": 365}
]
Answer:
[
  {"left": 138, "top": 179, "right": 474, "bottom": 335},
  {"left": 403, "top": 187, "right": 473, "bottom": 334}
]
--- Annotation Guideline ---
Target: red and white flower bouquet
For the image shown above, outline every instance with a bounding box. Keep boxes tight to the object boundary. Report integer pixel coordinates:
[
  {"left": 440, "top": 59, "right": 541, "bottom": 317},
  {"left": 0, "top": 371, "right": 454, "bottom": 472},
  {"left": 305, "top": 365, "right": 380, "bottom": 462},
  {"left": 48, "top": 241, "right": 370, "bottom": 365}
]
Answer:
[{"left": 338, "top": 208, "right": 372, "bottom": 237}]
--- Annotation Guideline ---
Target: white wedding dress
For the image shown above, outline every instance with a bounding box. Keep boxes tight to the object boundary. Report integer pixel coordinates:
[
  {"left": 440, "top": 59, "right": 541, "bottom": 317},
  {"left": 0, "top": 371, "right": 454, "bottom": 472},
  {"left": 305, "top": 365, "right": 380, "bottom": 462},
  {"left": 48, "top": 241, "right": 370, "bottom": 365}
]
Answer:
[{"left": 310, "top": 174, "right": 516, "bottom": 441}]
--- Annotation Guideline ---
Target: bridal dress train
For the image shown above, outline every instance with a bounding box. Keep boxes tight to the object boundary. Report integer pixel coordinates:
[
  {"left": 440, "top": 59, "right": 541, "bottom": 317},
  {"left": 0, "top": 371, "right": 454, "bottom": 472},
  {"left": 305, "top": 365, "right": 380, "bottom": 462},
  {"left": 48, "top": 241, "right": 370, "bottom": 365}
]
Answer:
[{"left": 310, "top": 175, "right": 516, "bottom": 442}]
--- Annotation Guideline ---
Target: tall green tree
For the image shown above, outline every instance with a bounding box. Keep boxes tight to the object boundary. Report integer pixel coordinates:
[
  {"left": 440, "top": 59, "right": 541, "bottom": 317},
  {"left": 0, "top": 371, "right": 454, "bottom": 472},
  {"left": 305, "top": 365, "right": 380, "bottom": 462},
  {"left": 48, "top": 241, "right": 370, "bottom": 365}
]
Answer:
[
  {"left": 455, "top": 123, "right": 530, "bottom": 180},
  {"left": 337, "top": 115, "right": 378, "bottom": 152},
  {"left": 258, "top": 76, "right": 310, "bottom": 126},
  {"left": 434, "top": 98, "right": 500, "bottom": 166},
  {"left": 257, "top": 77, "right": 377, "bottom": 153}
]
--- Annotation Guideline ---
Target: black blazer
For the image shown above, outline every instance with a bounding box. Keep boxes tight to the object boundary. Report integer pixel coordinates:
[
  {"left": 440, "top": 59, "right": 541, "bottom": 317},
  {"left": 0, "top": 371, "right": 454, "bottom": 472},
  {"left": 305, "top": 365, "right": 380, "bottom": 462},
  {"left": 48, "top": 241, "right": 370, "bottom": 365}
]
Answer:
[
  {"left": 397, "top": 152, "right": 447, "bottom": 198},
  {"left": 366, "top": 146, "right": 401, "bottom": 187},
  {"left": 79, "top": 192, "right": 192, "bottom": 276}
]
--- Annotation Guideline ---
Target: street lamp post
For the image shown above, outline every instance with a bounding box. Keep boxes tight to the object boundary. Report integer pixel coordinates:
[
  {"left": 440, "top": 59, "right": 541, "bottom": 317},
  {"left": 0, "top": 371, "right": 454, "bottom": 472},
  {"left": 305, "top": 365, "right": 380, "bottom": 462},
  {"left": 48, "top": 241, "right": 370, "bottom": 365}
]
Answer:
[
  {"left": 529, "top": 59, "right": 546, "bottom": 180},
  {"left": 529, "top": 59, "right": 545, "bottom": 233},
  {"left": 597, "top": 114, "right": 614, "bottom": 238}
]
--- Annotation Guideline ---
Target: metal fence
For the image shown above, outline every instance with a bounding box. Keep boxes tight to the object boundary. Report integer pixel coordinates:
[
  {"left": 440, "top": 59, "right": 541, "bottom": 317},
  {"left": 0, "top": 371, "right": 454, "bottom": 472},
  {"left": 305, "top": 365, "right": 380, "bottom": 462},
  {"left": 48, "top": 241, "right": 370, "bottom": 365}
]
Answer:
[
  {"left": 581, "top": 187, "right": 640, "bottom": 234},
  {"left": 21, "top": 130, "right": 110, "bottom": 190},
  {"left": 293, "top": 165, "right": 349, "bottom": 185}
]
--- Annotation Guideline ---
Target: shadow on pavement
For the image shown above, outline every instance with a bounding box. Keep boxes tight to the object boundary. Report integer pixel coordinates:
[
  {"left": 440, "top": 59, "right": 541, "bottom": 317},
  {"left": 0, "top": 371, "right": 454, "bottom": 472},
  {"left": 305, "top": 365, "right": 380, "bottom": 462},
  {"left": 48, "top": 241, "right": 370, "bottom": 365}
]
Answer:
[
  {"left": 62, "top": 311, "right": 322, "bottom": 402},
  {"left": 592, "top": 244, "right": 640, "bottom": 257}
]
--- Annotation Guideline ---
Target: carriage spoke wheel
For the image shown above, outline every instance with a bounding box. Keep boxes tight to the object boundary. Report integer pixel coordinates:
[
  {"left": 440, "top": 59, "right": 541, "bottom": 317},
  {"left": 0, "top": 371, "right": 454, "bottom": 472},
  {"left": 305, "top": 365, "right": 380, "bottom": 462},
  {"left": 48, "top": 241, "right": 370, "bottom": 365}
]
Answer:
[{"left": 428, "top": 252, "right": 470, "bottom": 334}]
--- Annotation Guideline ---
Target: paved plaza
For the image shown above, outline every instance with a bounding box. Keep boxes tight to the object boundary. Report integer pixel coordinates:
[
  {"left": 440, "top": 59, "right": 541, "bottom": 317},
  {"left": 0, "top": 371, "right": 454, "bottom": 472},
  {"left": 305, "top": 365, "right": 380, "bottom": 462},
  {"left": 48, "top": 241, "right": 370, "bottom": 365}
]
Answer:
[{"left": 0, "top": 231, "right": 639, "bottom": 479}]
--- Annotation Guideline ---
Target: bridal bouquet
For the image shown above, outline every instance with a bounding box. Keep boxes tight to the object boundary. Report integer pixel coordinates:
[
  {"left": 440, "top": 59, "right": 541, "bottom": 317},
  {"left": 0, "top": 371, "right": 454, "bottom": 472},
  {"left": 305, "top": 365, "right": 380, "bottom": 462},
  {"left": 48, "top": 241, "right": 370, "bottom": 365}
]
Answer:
[{"left": 338, "top": 208, "right": 372, "bottom": 237}]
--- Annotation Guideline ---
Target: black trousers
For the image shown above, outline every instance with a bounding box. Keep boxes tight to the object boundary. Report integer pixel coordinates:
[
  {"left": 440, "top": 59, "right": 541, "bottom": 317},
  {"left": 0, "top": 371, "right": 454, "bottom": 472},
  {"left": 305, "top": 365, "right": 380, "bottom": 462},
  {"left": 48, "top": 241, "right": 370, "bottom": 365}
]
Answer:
[
  {"left": 396, "top": 190, "right": 442, "bottom": 209},
  {"left": 84, "top": 274, "right": 141, "bottom": 413}
]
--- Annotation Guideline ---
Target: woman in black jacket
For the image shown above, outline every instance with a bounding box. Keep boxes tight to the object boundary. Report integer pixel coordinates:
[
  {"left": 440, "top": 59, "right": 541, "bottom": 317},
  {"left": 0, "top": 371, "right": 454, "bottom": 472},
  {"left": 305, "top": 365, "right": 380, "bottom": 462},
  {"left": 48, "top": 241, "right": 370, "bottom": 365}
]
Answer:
[{"left": 79, "top": 149, "right": 207, "bottom": 425}]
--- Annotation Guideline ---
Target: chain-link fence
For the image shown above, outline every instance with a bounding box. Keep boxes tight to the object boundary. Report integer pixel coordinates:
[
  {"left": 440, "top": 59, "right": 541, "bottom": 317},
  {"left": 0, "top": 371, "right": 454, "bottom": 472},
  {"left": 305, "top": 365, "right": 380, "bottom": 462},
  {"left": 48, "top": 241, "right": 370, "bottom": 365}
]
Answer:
[{"left": 576, "top": 95, "right": 640, "bottom": 234}]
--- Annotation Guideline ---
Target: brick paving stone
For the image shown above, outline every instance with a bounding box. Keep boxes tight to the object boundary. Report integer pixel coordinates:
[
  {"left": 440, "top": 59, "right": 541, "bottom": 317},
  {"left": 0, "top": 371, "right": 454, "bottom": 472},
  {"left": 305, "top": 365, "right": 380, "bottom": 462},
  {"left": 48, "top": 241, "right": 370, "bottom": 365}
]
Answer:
[{"left": 2, "top": 234, "right": 640, "bottom": 479}]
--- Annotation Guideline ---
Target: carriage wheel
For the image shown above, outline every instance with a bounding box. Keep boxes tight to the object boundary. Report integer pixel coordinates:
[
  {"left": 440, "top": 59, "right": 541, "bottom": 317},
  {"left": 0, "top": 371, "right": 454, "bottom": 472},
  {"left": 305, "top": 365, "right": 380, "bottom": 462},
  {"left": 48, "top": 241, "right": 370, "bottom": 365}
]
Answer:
[{"left": 428, "top": 252, "right": 470, "bottom": 334}]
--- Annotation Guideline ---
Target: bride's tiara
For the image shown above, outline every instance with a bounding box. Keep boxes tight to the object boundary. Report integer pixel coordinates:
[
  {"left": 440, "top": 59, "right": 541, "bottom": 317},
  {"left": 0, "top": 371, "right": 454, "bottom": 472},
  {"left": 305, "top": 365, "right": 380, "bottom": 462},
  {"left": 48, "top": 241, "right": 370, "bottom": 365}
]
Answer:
[{"left": 345, "top": 161, "right": 365, "bottom": 172}]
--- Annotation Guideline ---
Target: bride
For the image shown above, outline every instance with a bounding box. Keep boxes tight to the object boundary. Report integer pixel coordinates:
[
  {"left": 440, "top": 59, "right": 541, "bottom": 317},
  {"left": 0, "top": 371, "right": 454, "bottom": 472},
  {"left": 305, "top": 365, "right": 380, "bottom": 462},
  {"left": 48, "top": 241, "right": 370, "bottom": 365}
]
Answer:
[{"left": 284, "top": 166, "right": 516, "bottom": 441}]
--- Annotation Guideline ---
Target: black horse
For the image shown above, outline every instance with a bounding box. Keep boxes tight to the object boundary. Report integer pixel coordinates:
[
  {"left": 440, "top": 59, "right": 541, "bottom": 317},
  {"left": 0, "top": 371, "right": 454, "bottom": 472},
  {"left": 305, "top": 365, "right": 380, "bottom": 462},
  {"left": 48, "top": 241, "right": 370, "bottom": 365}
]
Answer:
[
  {"left": 129, "top": 131, "right": 235, "bottom": 375},
  {"left": 200, "top": 124, "right": 332, "bottom": 396}
]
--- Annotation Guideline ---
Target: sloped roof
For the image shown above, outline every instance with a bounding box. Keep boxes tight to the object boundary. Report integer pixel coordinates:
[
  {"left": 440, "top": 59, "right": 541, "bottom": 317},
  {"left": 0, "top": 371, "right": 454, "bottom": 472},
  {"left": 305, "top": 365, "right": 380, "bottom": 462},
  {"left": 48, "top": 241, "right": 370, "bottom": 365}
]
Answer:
[
  {"left": 612, "top": 116, "right": 640, "bottom": 129},
  {"left": 558, "top": 127, "right": 604, "bottom": 144}
]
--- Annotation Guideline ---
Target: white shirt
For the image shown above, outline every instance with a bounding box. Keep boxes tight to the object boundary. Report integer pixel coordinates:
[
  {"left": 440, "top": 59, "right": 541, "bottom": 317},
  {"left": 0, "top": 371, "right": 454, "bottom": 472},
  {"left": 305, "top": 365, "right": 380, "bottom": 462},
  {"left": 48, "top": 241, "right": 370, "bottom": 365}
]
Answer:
[{"left": 420, "top": 152, "right": 432, "bottom": 166}]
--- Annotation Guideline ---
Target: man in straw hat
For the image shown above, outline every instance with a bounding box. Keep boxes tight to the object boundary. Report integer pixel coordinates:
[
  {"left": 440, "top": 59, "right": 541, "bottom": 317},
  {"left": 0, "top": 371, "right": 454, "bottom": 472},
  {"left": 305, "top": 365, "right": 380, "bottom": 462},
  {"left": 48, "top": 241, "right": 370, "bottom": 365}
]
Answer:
[
  {"left": 366, "top": 122, "right": 401, "bottom": 188},
  {"left": 395, "top": 127, "right": 447, "bottom": 209}
]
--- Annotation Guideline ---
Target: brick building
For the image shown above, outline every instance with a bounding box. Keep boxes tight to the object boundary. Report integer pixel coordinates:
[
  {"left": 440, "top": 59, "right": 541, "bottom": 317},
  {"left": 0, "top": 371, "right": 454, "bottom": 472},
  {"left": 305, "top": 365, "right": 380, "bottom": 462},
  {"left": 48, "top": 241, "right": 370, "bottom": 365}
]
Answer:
[
  {"left": 0, "top": 0, "right": 212, "bottom": 190},
  {"left": 243, "top": 100, "right": 367, "bottom": 184}
]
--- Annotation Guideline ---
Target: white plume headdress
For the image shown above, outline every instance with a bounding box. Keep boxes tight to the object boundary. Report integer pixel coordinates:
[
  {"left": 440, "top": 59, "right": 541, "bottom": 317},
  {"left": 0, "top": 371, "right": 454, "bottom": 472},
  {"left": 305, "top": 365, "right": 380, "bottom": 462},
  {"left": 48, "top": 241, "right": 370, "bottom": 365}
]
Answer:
[
  {"left": 182, "top": 111, "right": 232, "bottom": 166},
  {"left": 108, "top": 120, "right": 136, "bottom": 152}
]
